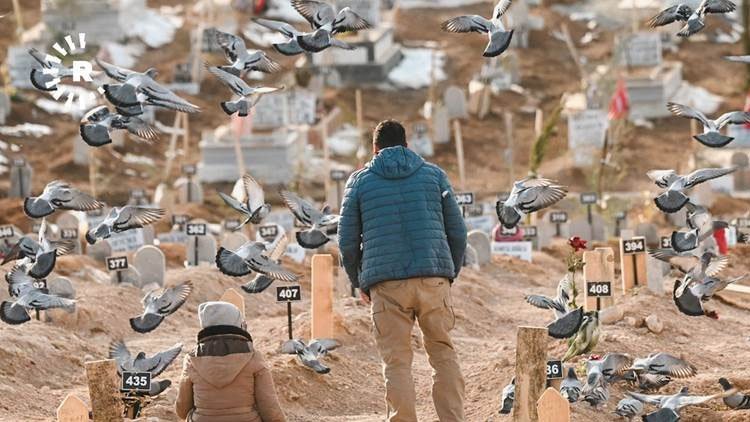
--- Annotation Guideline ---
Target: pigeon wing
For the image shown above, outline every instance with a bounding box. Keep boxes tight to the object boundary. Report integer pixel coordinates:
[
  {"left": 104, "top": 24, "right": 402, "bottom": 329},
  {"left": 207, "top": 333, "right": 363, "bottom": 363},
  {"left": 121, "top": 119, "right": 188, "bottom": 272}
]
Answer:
[
  {"left": 651, "top": 353, "right": 697, "bottom": 378},
  {"left": 280, "top": 191, "right": 323, "bottom": 226},
  {"left": 242, "top": 174, "right": 266, "bottom": 212},
  {"left": 28, "top": 48, "right": 54, "bottom": 68},
  {"left": 441, "top": 15, "right": 493, "bottom": 33},
  {"left": 139, "top": 79, "right": 200, "bottom": 113},
  {"left": 626, "top": 391, "right": 666, "bottom": 406},
  {"left": 715, "top": 111, "right": 750, "bottom": 129},
  {"left": 309, "top": 338, "right": 341, "bottom": 353},
  {"left": 291, "top": 0, "right": 337, "bottom": 28},
  {"left": 724, "top": 55, "right": 750, "bottom": 63},
  {"left": 60, "top": 189, "right": 103, "bottom": 211},
  {"left": 602, "top": 353, "right": 633, "bottom": 377},
  {"left": 207, "top": 66, "right": 253, "bottom": 96},
  {"left": 683, "top": 167, "right": 737, "bottom": 189},
  {"left": 268, "top": 234, "right": 289, "bottom": 261},
  {"left": 666, "top": 102, "right": 710, "bottom": 127},
  {"left": 515, "top": 184, "right": 567, "bottom": 213},
  {"left": 246, "top": 52, "right": 282, "bottom": 73},
  {"left": 30, "top": 292, "right": 75, "bottom": 311},
  {"left": 648, "top": 5, "right": 691, "bottom": 27},
  {"left": 108, "top": 340, "right": 133, "bottom": 372},
  {"left": 252, "top": 18, "right": 299, "bottom": 38},
  {"left": 248, "top": 255, "right": 298, "bottom": 282},
  {"left": 209, "top": 28, "right": 246, "bottom": 63},
  {"left": 705, "top": 254, "right": 728, "bottom": 277},
  {"left": 332, "top": 8, "right": 371, "bottom": 34},
  {"left": 138, "top": 343, "right": 182, "bottom": 377},
  {"left": 281, "top": 339, "right": 306, "bottom": 354},
  {"left": 122, "top": 117, "right": 159, "bottom": 141},
  {"left": 493, "top": 0, "right": 513, "bottom": 18},
  {"left": 95, "top": 58, "right": 134, "bottom": 82},
  {"left": 160, "top": 281, "right": 193, "bottom": 315},
  {"left": 705, "top": 0, "right": 737, "bottom": 14},
  {"left": 646, "top": 170, "right": 679, "bottom": 189},
  {"left": 115, "top": 206, "right": 165, "bottom": 230}
]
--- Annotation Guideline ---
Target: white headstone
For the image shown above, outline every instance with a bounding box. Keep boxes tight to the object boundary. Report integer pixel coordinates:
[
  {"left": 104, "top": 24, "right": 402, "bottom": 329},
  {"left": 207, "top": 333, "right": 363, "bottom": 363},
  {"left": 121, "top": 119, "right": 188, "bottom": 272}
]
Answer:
[
  {"left": 491, "top": 241, "right": 533, "bottom": 262},
  {"left": 186, "top": 234, "right": 217, "bottom": 266},
  {"left": 467, "top": 230, "right": 491, "bottom": 266},
  {"left": 111, "top": 267, "right": 141, "bottom": 286},
  {"left": 443, "top": 86, "right": 468, "bottom": 120},
  {"left": 8, "top": 160, "right": 33, "bottom": 198},
  {"left": 55, "top": 212, "right": 84, "bottom": 254},
  {"left": 619, "top": 32, "right": 662, "bottom": 68},
  {"left": 174, "top": 177, "right": 204, "bottom": 204},
  {"left": 108, "top": 229, "right": 146, "bottom": 253},
  {"left": 133, "top": 245, "right": 166, "bottom": 287},
  {"left": 567, "top": 109, "right": 608, "bottom": 167},
  {"left": 646, "top": 255, "right": 667, "bottom": 295},
  {"left": 48, "top": 277, "right": 75, "bottom": 299},
  {"left": 409, "top": 122, "right": 434, "bottom": 157},
  {"left": 432, "top": 104, "right": 451, "bottom": 144}
]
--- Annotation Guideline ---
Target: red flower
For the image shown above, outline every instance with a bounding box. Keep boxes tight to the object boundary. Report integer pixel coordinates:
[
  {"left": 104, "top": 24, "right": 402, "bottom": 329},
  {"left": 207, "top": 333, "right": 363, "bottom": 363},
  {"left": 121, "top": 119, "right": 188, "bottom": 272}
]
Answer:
[
  {"left": 568, "top": 236, "right": 588, "bottom": 252},
  {"left": 588, "top": 354, "right": 601, "bottom": 361}
]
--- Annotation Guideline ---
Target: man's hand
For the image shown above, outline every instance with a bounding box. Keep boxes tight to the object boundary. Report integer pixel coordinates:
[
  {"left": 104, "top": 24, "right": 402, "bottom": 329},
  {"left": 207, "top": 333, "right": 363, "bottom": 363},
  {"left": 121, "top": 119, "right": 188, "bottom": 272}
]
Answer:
[{"left": 359, "top": 290, "right": 371, "bottom": 305}]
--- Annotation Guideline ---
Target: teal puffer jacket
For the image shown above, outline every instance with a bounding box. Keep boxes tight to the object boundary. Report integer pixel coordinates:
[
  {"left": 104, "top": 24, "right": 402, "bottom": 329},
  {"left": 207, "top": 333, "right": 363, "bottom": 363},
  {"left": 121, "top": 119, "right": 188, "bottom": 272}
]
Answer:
[{"left": 339, "top": 146, "right": 467, "bottom": 292}]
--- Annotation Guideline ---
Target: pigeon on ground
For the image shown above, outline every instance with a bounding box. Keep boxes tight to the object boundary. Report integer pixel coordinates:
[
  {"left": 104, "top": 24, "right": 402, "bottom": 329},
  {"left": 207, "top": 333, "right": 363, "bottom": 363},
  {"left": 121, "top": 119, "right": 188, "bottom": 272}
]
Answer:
[
  {"left": 718, "top": 378, "right": 750, "bottom": 409},
  {"left": 129, "top": 281, "right": 192, "bottom": 333},
  {"left": 206, "top": 28, "right": 281, "bottom": 75},
  {"left": 24, "top": 180, "right": 103, "bottom": 219},
  {"left": 632, "top": 372, "right": 673, "bottom": 393},
  {"left": 280, "top": 190, "right": 341, "bottom": 249},
  {"left": 241, "top": 234, "right": 290, "bottom": 294},
  {"left": 27, "top": 48, "right": 76, "bottom": 92},
  {"left": 669, "top": 203, "right": 728, "bottom": 253},
  {"left": 218, "top": 174, "right": 271, "bottom": 229},
  {"left": 648, "top": 0, "right": 736, "bottom": 37},
  {"left": 441, "top": 0, "right": 515, "bottom": 57},
  {"left": 496, "top": 178, "right": 567, "bottom": 229},
  {"left": 587, "top": 353, "right": 633, "bottom": 383},
  {"left": 251, "top": 18, "right": 354, "bottom": 56},
  {"left": 562, "top": 311, "right": 599, "bottom": 362},
  {"left": 560, "top": 367, "right": 583, "bottom": 403},
  {"left": 614, "top": 397, "right": 644, "bottom": 421},
  {"left": 647, "top": 167, "right": 737, "bottom": 213},
  {"left": 628, "top": 353, "right": 696, "bottom": 379},
  {"left": 79, "top": 105, "right": 158, "bottom": 147},
  {"left": 582, "top": 370, "right": 609, "bottom": 408},
  {"left": 291, "top": 0, "right": 372, "bottom": 52},
  {"left": 85, "top": 206, "right": 165, "bottom": 245},
  {"left": 96, "top": 59, "right": 200, "bottom": 115},
  {"left": 205, "top": 65, "right": 283, "bottom": 117},
  {"left": 2, "top": 219, "right": 73, "bottom": 279},
  {"left": 499, "top": 377, "right": 515, "bottom": 414},
  {"left": 667, "top": 102, "right": 750, "bottom": 148},
  {"left": 1, "top": 264, "right": 75, "bottom": 325},
  {"left": 525, "top": 274, "right": 584, "bottom": 339},
  {"left": 216, "top": 240, "right": 298, "bottom": 281},
  {"left": 281, "top": 338, "right": 340, "bottom": 374},
  {"left": 627, "top": 386, "right": 735, "bottom": 416}
]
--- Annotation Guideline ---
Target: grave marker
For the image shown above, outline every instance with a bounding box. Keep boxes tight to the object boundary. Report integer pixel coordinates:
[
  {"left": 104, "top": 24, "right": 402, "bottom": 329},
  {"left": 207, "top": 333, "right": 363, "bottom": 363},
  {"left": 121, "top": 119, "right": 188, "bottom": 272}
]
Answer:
[
  {"left": 660, "top": 236, "right": 671, "bottom": 249},
  {"left": 567, "top": 109, "right": 608, "bottom": 167},
  {"left": 134, "top": 245, "right": 166, "bottom": 287},
  {"left": 583, "top": 248, "right": 615, "bottom": 311},
  {"left": 56, "top": 393, "right": 89, "bottom": 422},
  {"left": 512, "top": 326, "right": 548, "bottom": 422},
  {"left": 311, "top": 254, "right": 334, "bottom": 339},
  {"left": 106, "top": 256, "right": 129, "bottom": 284},
  {"left": 220, "top": 288, "right": 246, "bottom": 318},
  {"left": 537, "top": 387, "right": 571, "bottom": 422},
  {"left": 620, "top": 236, "right": 647, "bottom": 292},
  {"left": 9, "top": 158, "right": 32, "bottom": 198},
  {"left": 580, "top": 192, "right": 598, "bottom": 225},
  {"left": 84, "top": 359, "right": 124, "bottom": 422},
  {"left": 550, "top": 211, "right": 568, "bottom": 237},
  {"left": 121, "top": 371, "right": 151, "bottom": 393},
  {"left": 444, "top": 86, "right": 468, "bottom": 120},
  {"left": 492, "top": 241, "right": 533, "bottom": 262},
  {"left": 277, "top": 284, "right": 302, "bottom": 340},
  {"left": 467, "top": 231, "right": 491, "bottom": 266},
  {"left": 330, "top": 169, "right": 349, "bottom": 211}
]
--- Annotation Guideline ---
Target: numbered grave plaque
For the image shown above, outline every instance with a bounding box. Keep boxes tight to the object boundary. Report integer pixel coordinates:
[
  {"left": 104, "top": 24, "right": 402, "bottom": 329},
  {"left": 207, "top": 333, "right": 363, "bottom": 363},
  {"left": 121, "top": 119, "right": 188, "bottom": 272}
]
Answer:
[
  {"left": 330, "top": 169, "right": 348, "bottom": 181},
  {"left": 522, "top": 226, "right": 538, "bottom": 238},
  {"left": 737, "top": 218, "right": 750, "bottom": 228},
  {"left": 172, "top": 214, "right": 189, "bottom": 227},
  {"left": 463, "top": 204, "right": 483, "bottom": 218},
  {"left": 660, "top": 236, "right": 671, "bottom": 249},
  {"left": 61, "top": 228, "right": 78, "bottom": 240},
  {"left": 276, "top": 285, "right": 302, "bottom": 302},
  {"left": 258, "top": 225, "right": 279, "bottom": 242},
  {"left": 455, "top": 192, "right": 475, "bottom": 206},
  {"left": 550, "top": 211, "right": 568, "bottom": 224},
  {"left": 182, "top": 164, "right": 197, "bottom": 176},
  {"left": 546, "top": 360, "right": 564, "bottom": 380},
  {"left": 32, "top": 279, "right": 47, "bottom": 291},
  {"left": 586, "top": 281, "right": 612, "bottom": 297},
  {"left": 621, "top": 237, "right": 646, "bottom": 255},
  {"left": 580, "top": 192, "right": 598, "bottom": 205},
  {"left": 12, "top": 158, "right": 25, "bottom": 167},
  {"left": 106, "top": 256, "right": 129, "bottom": 272},
  {"left": 121, "top": 371, "right": 151, "bottom": 392},
  {"left": 186, "top": 223, "right": 207, "bottom": 237},
  {"left": 500, "top": 226, "right": 519, "bottom": 236},
  {"left": 0, "top": 225, "right": 14, "bottom": 239},
  {"left": 223, "top": 219, "right": 241, "bottom": 231},
  {"left": 130, "top": 189, "right": 146, "bottom": 200}
]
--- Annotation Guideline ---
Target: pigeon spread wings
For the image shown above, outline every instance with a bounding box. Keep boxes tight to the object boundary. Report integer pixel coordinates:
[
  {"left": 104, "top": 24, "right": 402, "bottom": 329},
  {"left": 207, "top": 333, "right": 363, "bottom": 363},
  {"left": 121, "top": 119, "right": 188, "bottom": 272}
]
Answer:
[
  {"left": 281, "top": 191, "right": 323, "bottom": 226},
  {"left": 442, "top": 15, "right": 492, "bottom": 33},
  {"left": 683, "top": 167, "right": 736, "bottom": 189},
  {"left": 96, "top": 58, "right": 135, "bottom": 82},
  {"left": 647, "top": 170, "right": 679, "bottom": 188},
  {"left": 135, "top": 343, "right": 182, "bottom": 377},
  {"left": 667, "top": 102, "right": 710, "bottom": 126},
  {"left": 493, "top": 0, "right": 513, "bottom": 18},
  {"left": 715, "top": 111, "right": 750, "bottom": 129},
  {"left": 292, "top": 0, "right": 337, "bottom": 28},
  {"left": 116, "top": 206, "right": 165, "bottom": 229},
  {"left": 332, "top": 8, "right": 371, "bottom": 34},
  {"left": 242, "top": 174, "right": 266, "bottom": 212}
]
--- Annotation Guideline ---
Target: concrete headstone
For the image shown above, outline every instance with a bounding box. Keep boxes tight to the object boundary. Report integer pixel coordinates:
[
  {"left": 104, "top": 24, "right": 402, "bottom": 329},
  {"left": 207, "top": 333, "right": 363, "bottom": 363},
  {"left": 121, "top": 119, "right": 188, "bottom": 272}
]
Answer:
[
  {"left": 86, "top": 239, "right": 112, "bottom": 262},
  {"left": 55, "top": 212, "right": 84, "bottom": 254},
  {"left": 174, "top": 177, "right": 204, "bottom": 204},
  {"left": 432, "top": 104, "right": 451, "bottom": 144},
  {"left": 111, "top": 267, "right": 141, "bottom": 286},
  {"left": 467, "top": 230, "right": 492, "bottom": 266},
  {"left": 133, "top": 245, "right": 166, "bottom": 287},
  {"left": 8, "top": 160, "right": 33, "bottom": 198},
  {"left": 186, "top": 234, "right": 217, "bottom": 266},
  {"left": 443, "top": 86, "right": 468, "bottom": 120},
  {"left": 48, "top": 277, "right": 76, "bottom": 299}
]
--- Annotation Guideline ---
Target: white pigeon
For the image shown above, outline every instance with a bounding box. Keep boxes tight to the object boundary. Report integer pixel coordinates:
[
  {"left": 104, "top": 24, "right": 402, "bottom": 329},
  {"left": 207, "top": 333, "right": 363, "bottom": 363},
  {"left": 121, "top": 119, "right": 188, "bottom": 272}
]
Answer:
[
  {"left": 291, "top": 0, "right": 372, "bottom": 52},
  {"left": 218, "top": 174, "right": 271, "bottom": 229},
  {"left": 80, "top": 105, "right": 159, "bottom": 147},
  {"left": 24, "top": 180, "right": 103, "bottom": 219},
  {"left": 647, "top": 167, "right": 737, "bottom": 213},
  {"left": 280, "top": 190, "right": 341, "bottom": 249},
  {"left": 667, "top": 102, "right": 750, "bottom": 148},
  {"left": 216, "top": 240, "right": 298, "bottom": 281},
  {"left": 86, "top": 206, "right": 165, "bottom": 244},
  {"left": 496, "top": 178, "right": 567, "bottom": 229},
  {"left": 206, "top": 28, "right": 281, "bottom": 75},
  {"left": 28, "top": 48, "right": 75, "bottom": 92},
  {"left": 205, "top": 65, "right": 283, "bottom": 117},
  {"left": 441, "top": 0, "right": 515, "bottom": 57},
  {"left": 648, "top": 0, "right": 736, "bottom": 37},
  {"left": 1, "top": 264, "right": 76, "bottom": 325}
]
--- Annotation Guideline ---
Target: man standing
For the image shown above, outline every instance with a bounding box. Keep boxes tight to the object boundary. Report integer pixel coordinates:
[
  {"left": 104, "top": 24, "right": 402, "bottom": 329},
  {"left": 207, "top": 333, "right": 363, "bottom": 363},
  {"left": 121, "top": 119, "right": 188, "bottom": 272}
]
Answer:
[{"left": 339, "top": 120, "right": 468, "bottom": 421}]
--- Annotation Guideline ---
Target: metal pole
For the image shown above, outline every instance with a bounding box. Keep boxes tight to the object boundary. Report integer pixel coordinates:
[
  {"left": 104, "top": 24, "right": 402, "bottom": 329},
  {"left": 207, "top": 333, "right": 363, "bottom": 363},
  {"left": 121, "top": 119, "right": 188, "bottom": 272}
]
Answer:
[
  {"left": 287, "top": 301, "right": 293, "bottom": 340},
  {"left": 194, "top": 236, "right": 199, "bottom": 266}
]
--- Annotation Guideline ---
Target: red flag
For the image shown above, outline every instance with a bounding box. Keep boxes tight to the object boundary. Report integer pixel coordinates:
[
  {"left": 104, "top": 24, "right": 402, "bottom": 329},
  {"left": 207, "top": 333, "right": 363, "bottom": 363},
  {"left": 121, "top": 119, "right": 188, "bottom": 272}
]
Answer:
[
  {"left": 231, "top": 111, "right": 253, "bottom": 139},
  {"left": 608, "top": 79, "right": 630, "bottom": 120}
]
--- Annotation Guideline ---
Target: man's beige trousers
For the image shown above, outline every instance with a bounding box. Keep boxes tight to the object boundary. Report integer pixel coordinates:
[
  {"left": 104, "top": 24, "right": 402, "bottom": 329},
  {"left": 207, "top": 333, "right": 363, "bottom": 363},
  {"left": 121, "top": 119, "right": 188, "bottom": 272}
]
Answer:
[{"left": 370, "top": 277, "right": 465, "bottom": 422}]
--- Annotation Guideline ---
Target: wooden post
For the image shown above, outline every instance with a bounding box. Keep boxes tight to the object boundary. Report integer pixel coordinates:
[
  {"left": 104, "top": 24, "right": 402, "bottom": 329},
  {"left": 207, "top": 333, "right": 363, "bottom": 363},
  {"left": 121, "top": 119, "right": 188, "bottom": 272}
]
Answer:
[
  {"left": 620, "top": 237, "right": 647, "bottom": 292},
  {"left": 311, "top": 254, "right": 334, "bottom": 339},
  {"left": 322, "top": 119, "right": 332, "bottom": 206},
  {"left": 11, "top": 0, "right": 23, "bottom": 36},
  {"left": 513, "top": 326, "right": 548, "bottom": 422},
  {"left": 84, "top": 359, "right": 123, "bottom": 422},
  {"left": 88, "top": 148, "right": 97, "bottom": 198},
  {"left": 583, "top": 248, "right": 615, "bottom": 312},
  {"left": 220, "top": 288, "right": 245, "bottom": 319},
  {"left": 453, "top": 120, "right": 466, "bottom": 190},
  {"left": 57, "top": 393, "right": 89, "bottom": 422},
  {"left": 504, "top": 112, "right": 514, "bottom": 183},
  {"left": 537, "top": 388, "right": 571, "bottom": 422},
  {"left": 534, "top": 108, "right": 543, "bottom": 139}
]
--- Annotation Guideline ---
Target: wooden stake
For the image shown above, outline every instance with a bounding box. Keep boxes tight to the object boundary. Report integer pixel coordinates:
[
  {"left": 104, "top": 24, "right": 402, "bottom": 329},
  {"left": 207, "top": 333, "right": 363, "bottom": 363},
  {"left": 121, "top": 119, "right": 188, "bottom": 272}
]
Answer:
[
  {"left": 504, "top": 112, "right": 514, "bottom": 183},
  {"left": 311, "top": 254, "right": 334, "bottom": 339},
  {"left": 534, "top": 108, "right": 544, "bottom": 139},
  {"left": 11, "top": 0, "right": 24, "bottom": 37},
  {"left": 583, "top": 248, "right": 615, "bottom": 312},
  {"left": 453, "top": 120, "right": 466, "bottom": 190},
  {"left": 512, "top": 326, "right": 548, "bottom": 422},
  {"left": 88, "top": 148, "right": 97, "bottom": 198},
  {"left": 220, "top": 288, "right": 245, "bottom": 319},
  {"left": 84, "top": 359, "right": 123, "bottom": 422},
  {"left": 57, "top": 393, "right": 89, "bottom": 422},
  {"left": 620, "top": 238, "right": 647, "bottom": 293},
  {"left": 537, "top": 388, "right": 571, "bottom": 422}
]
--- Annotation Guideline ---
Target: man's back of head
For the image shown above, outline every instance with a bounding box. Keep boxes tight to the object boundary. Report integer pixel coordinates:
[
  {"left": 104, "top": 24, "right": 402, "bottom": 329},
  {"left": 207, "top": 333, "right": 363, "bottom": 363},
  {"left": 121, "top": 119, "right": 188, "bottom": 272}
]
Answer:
[{"left": 373, "top": 119, "right": 407, "bottom": 153}]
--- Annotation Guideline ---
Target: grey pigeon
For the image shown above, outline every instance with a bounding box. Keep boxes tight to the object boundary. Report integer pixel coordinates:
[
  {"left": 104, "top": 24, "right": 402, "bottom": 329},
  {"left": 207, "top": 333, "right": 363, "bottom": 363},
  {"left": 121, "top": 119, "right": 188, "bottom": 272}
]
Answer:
[
  {"left": 725, "top": 55, "right": 750, "bottom": 63},
  {"left": 670, "top": 203, "right": 728, "bottom": 253},
  {"left": 241, "top": 234, "right": 290, "bottom": 294},
  {"left": 499, "top": 377, "right": 515, "bottom": 414},
  {"left": 281, "top": 338, "right": 340, "bottom": 374},
  {"left": 441, "top": 0, "right": 515, "bottom": 57},
  {"left": 24, "top": 180, "right": 103, "bottom": 219},
  {"left": 581, "top": 353, "right": 631, "bottom": 408},
  {"left": 525, "top": 274, "right": 583, "bottom": 339},
  {"left": 79, "top": 105, "right": 158, "bottom": 147},
  {"left": 496, "top": 178, "right": 567, "bottom": 229},
  {"left": 85, "top": 206, "right": 165, "bottom": 245},
  {"left": 129, "top": 281, "right": 192, "bottom": 333},
  {"left": 633, "top": 372, "right": 673, "bottom": 393},
  {"left": 652, "top": 250, "right": 727, "bottom": 286},
  {"left": 642, "top": 408, "right": 680, "bottom": 422},
  {"left": 673, "top": 277, "right": 714, "bottom": 318},
  {"left": 647, "top": 167, "right": 737, "bottom": 213},
  {"left": 252, "top": 17, "right": 356, "bottom": 55},
  {"left": 96, "top": 58, "right": 200, "bottom": 115},
  {"left": 28, "top": 48, "right": 76, "bottom": 92},
  {"left": 718, "top": 378, "right": 750, "bottom": 409},
  {"left": 206, "top": 65, "right": 283, "bottom": 117},
  {"left": 1, "top": 264, "right": 75, "bottom": 325},
  {"left": 627, "top": 386, "right": 734, "bottom": 415},
  {"left": 218, "top": 174, "right": 270, "bottom": 229},
  {"left": 648, "top": 0, "right": 736, "bottom": 37},
  {"left": 2, "top": 219, "right": 73, "bottom": 279},
  {"left": 582, "top": 371, "right": 609, "bottom": 408},
  {"left": 291, "top": 0, "right": 371, "bottom": 52},
  {"left": 667, "top": 102, "right": 750, "bottom": 148},
  {"left": 109, "top": 340, "right": 181, "bottom": 396},
  {"left": 628, "top": 353, "right": 696, "bottom": 379},
  {"left": 685, "top": 273, "right": 748, "bottom": 301},
  {"left": 560, "top": 367, "right": 583, "bottom": 403},
  {"left": 614, "top": 397, "right": 644, "bottom": 421},
  {"left": 206, "top": 28, "right": 281, "bottom": 75},
  {"left": 217, "top": 239, "right": 297, "bottom": 281},
  {"left": 280, "top": 190, "right": 341, "bottom": 249}
]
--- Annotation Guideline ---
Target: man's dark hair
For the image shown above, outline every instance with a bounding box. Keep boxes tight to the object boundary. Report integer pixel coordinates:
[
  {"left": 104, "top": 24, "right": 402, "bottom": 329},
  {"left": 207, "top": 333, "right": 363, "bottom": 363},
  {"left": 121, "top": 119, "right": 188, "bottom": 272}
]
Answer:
[{"left": 373, "top": 119, "right": 406, "bottom": 149}]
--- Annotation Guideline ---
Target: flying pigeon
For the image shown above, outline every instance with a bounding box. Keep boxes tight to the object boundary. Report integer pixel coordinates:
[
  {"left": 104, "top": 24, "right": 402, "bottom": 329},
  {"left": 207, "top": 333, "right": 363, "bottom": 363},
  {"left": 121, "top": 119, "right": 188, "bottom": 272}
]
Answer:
[
  {"left": 648, "top": 0, "right": 736, "bottom": 37},
  {"left": 24, "top": 180, "right": 103, "bottom": 219},
  {"left": 1, "top": 264, "right": 75, "bottom": 325},
  {"left": 562, "top": 311, "right": 599, "bottom": 362},
  {"left": 280, "top": 190, "right": 341, "bottom": 249},
  {"left": 560, "top": 367, "right": 583, "bottom": 403},
  {"left": 525, "top": 274, "right": 584, "bottom": 339},
  {"left": 241, "top": 234, "right": 290, "bottom": 294},
  {"left": 206, "top": 28, "right": 282, "bottom": 75},
  {"left": 216, "top": 239, "right": 298, "bottom": 281},
  {"left": 129, "top": 281, "right": 192, "bottom": 333},
  {"left": 205, "top": 65, "right": 283, "bottom": 117},
  {"left": 441, "top": 0, "right": 515, "bottom": 57},
  {"left": 2, "top": 219, "right": 73, "bottom": 279},
  {"left": 628, "top": 353, "right": 696, "bottom": 379},
  {"left": 251, "top": 18, "right": 355, "bottom": 56},
  {"left": 109, "top": 340, "right": 181, "bottom": 396},
  {"left": 651, "top": 250, "right": 727, "bottom": 284},
  {"left": 96, "top": 58, "right": 200, "bottom": 115},
  {"left": 79, "top": 105, "right": 159, "bottom": 147},
  {"left": 683, "top": 273, "right": 748, "bottom": 302},
  {"left": 627, "top": 386, "right": 735, "bottom": 416},
  {"left": 642, "top": 408, "right": 681, "bottom": 422},
  {"left": 718, "top": 378, "right": 750, "bottom": 409},
  {"left": 614, "top": 398, "right": 644, "bottom": 421},
  {"left": 85, "top": 206, "right": 165, "bottom": 245},
  {"left": 499, "top": 377, "right": 515, "bottom": 414},
  {"left": 496, "top": 178, "right": 567, "bottom": 229},
  {"left": 725, "top": 55, "right": 750, "bottom": 63},
  {"left": 281, "top": 338, "right": 340, "bottom": 374},
  {"left": 669, "top": 203, "right": 728, "bottom": 253},
  {"left": 647, "top": 167, "right": 737, "bottom": 213},
  {"left": 27, "top": 48, "right": 76, "bottom": 92},
  {"left": 291, "top": 0, "right": 372, "bottom": 52},
  {"left": 673, "top": 278, "right": 717, "bottom": 318},
  {"left": 218, "top": 174, "right": 271, "bottom": 229},
  {"left": 667, "top": 102, "right": 750, "bottom": 148}
]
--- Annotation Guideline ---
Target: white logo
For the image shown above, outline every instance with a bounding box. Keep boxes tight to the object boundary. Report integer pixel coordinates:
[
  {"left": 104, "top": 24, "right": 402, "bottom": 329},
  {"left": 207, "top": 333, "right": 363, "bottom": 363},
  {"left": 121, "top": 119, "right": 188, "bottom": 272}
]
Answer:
[{"left": 44, "top": 33, "right": 102, "bottom": 110}]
